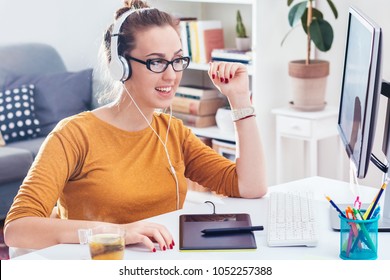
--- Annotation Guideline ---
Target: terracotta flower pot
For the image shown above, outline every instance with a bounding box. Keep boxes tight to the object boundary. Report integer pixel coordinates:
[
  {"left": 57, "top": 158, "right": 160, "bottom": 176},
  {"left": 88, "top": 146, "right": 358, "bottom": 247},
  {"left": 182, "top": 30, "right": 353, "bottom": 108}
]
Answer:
[{"left": 288, "top": 60, "right": 330, "bottom": 111}]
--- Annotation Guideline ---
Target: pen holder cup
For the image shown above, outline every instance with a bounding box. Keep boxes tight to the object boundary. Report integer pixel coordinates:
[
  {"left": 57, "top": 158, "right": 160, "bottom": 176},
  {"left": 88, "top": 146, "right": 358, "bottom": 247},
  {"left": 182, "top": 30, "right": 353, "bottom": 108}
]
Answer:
[{"left": 339, "top": 211, "right": 379, "bottom": 260}]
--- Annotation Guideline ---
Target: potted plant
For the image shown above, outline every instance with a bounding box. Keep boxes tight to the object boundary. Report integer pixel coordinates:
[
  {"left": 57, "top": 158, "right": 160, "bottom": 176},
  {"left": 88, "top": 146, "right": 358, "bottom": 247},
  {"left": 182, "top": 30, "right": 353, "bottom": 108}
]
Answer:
[
  {"left": 235, "top": 10, "right": 251, "bottom": 51},
  {"left": 282, "top": 0, "right": 338, "bottom": 111}
]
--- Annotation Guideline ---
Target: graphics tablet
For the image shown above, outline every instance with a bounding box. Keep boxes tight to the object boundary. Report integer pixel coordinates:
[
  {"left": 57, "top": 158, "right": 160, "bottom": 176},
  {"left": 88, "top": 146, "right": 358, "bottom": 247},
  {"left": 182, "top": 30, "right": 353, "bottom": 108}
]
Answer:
[{"left": 179, "top": 213, "right": 257, "bottom": 251}]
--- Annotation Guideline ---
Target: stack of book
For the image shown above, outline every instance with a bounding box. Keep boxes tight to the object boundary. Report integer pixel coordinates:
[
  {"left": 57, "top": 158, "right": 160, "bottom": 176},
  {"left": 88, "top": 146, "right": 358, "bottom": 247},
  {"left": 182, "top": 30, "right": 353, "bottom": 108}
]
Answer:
[
  {"left": 211, "top": 48, "right": 253, "bottom": 64},
  {"left": 179, "top": 19, "right": 225, "bottom": 64},
  {"left": 172, "top": 85, "right": 227, "bottom": 128}
]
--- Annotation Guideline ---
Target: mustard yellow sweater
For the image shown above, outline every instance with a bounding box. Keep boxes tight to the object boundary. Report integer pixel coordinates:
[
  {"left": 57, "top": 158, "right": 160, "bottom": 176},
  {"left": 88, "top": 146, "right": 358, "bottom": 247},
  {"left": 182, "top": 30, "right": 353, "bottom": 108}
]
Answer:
[{"left": 5, "top": 112, "right": 239, "bottom": 225}]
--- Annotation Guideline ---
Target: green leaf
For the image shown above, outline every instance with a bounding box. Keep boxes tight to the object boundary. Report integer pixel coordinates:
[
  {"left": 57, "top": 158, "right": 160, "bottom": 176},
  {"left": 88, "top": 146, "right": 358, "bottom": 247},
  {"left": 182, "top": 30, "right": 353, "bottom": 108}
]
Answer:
[
  {"left": 326, "top": 0, "right": 338, "bottom": 19},
  {"left": 301, "top": 8, "right": 323, "bottom": 34},
  {"left": 288, "top": 1, "right": 308, "bottom": 27},
  {"left": 288, "top": 0, "right": 295, "bottom": 6},
  {"left": 311, "top": 8, "right": 324, "bottom": 20},
  {"left": 310, "top": 19, "right": 334, "bottom": 52}
]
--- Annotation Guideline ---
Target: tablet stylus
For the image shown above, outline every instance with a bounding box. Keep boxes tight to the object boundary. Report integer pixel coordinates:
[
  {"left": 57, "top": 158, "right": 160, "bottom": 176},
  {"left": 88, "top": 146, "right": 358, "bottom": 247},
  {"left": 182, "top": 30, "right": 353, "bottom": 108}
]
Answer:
[{"left": 201, "top": 226, "right": 264, "bottom": 235}]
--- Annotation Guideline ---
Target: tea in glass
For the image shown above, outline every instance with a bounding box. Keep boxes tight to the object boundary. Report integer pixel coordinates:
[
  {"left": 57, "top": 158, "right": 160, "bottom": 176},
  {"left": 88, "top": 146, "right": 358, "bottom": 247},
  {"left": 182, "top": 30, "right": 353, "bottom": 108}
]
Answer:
[{"left": 88, "top": 226, "right": 125, "bottom": 260}]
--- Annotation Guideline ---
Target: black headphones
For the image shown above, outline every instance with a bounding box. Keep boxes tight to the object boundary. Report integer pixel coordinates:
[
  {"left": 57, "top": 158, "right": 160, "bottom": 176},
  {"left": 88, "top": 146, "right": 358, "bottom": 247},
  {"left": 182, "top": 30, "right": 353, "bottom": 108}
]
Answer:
[{"left": 109, "top": 8, "right": 152, "bottom": 82}]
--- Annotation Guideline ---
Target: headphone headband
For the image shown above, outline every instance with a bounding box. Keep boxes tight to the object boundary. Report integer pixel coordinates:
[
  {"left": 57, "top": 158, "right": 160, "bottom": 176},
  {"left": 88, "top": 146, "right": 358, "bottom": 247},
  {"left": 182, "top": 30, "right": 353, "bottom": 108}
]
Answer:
[{"left": 109, "top": 8, "right": 153, "bottom": 81}]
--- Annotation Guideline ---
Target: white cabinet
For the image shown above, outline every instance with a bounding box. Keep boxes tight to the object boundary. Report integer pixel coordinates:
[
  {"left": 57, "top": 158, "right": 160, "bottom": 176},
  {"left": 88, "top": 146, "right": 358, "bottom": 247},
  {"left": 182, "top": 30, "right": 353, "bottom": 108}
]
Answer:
[
  {"left": 272, "top": 106, "right": 340, "bottom": 184},
  {"left": 149, "top": 0, "right": 257, "bottom": 142}
]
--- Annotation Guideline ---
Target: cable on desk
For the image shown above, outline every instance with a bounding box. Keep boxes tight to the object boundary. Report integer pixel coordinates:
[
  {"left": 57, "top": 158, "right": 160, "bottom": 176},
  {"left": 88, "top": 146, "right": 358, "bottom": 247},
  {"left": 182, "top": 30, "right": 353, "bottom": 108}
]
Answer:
[{"left": 204, "top": 200, "right": 216, "bottom": 214}]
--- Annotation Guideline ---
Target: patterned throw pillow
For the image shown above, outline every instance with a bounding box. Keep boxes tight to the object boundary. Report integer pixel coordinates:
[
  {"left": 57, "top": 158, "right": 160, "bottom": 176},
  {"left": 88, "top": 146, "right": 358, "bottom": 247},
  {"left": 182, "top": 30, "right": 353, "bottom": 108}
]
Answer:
[
  {"left": 8, "top": 69, "right": 93, "bottom": 136},
  {"left": 0, "top": 84, "right": 41, "bottom": 143}
]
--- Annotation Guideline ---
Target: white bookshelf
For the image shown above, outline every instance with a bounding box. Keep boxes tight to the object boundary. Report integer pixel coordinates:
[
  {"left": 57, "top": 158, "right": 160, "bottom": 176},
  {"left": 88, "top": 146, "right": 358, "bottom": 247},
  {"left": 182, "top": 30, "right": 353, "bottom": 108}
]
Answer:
[
  {"left": 189, "top": 125, "right": 235, "bottom": 142},
  {"left": 149, "top": 0, "right": 257, "bottom": 143}
]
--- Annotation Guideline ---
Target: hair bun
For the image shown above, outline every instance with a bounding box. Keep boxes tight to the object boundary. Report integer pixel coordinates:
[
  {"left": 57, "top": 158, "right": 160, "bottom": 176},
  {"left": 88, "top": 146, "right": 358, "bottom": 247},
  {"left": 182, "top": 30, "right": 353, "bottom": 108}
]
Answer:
[
  {"left": 124, "top": 0, "right": 149, "bottom": 9},
  {"left": 116, "top": 0, "right": 150, "bottom": 19},
  {"left": 123, "top": 0, "right": 132, "bottom": 7}
]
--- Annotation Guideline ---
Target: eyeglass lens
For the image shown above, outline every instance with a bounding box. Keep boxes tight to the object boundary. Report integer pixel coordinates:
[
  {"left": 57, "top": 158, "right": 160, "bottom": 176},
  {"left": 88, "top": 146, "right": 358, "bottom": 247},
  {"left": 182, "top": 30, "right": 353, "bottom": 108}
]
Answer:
[{"left": 148, "top": 57, "right": 189, "bottom": 73}]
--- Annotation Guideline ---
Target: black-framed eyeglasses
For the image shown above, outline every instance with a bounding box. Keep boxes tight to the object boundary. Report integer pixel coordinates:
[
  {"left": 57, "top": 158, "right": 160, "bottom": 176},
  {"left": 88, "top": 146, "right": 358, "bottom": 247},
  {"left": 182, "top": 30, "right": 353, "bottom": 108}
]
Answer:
[{"left": 126, "top": 56, "right": 190, "bottom": 73}]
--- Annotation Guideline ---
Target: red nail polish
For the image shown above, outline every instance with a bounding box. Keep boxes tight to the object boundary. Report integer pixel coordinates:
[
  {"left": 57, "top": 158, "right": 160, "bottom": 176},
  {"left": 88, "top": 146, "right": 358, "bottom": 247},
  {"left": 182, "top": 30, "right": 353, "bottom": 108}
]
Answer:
[
  {"left": 225, "top": 79, "right": 229, "bottom": 84},
  {"left": 169, "top": 244, "right": 173, "bottom": 249},
  {"left": 212, "top": 74, "right": 215, "bottom": 79},
  {"left": 152, "top": 248, "right": 156, "bottom": 253},
  {"left": 230, "top": 74, "right": 233, "bottom": 79},
  {"left": 163, "top": 245, "right": 166, "bottom": 251},
  {"left": 172, "top": 240, "right": 175, "bottom": 246},
  {"left": 220, "top": 78, "right": 224, "bottom": 83}
]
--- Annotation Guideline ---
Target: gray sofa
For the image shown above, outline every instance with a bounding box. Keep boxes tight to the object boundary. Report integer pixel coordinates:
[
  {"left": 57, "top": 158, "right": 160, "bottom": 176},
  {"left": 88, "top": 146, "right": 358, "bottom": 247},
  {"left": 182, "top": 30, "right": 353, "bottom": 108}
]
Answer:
[{"left": 0, "top": 43, "right": 98, "bottom": 220}]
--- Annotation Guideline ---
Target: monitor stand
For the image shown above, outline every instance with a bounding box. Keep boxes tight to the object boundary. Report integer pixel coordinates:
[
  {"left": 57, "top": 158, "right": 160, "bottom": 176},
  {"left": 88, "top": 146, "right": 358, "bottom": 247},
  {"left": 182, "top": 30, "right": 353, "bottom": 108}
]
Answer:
[{"left": 329, "top": 203, "right": 390, "bottom": 232}]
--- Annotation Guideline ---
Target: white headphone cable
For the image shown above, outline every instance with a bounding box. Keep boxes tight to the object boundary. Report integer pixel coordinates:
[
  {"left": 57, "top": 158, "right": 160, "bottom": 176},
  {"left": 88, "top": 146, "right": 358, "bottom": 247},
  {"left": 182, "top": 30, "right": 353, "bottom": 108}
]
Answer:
[{"left": 122, "top": 84, "right": 180, "bottom": 209}]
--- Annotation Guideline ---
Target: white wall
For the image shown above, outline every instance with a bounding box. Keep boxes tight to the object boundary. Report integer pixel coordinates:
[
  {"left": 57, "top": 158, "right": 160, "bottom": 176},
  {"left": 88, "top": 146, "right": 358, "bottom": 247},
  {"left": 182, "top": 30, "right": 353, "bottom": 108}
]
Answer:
[
  {"left": 1, "top": 0, "right": 390, "bottom": 188},
  {"left": 0, "top": 0, "right": 122, "bottom": 70}
]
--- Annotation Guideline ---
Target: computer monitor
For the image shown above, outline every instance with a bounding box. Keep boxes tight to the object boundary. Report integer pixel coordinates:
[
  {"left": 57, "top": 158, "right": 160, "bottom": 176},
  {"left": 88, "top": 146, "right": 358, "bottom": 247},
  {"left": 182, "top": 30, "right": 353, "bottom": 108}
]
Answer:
[
  {"left": 335, "top": 6, "right": 390, "bottom": 231},
  {"left": 337, "top": 6, "right": 382, "bottom": 179}
]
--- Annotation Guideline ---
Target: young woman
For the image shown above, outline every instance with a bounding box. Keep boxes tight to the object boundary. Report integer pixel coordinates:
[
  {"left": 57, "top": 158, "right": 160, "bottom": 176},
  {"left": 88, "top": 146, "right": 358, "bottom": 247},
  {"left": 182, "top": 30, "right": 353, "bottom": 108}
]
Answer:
[{"left": 4, "top": 0, "right": 267, "bottom": 253}]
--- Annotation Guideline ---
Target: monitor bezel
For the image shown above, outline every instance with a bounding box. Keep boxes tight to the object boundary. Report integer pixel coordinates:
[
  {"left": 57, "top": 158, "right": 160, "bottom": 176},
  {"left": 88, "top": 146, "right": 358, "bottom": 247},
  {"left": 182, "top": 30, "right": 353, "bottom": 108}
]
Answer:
[{"left": 337, "top": 6, "right": 382, "bottom": 179}]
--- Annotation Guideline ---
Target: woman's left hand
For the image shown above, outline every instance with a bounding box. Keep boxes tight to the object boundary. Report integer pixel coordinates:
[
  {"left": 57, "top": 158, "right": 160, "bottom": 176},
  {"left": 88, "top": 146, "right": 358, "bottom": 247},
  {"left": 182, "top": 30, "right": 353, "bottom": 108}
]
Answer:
[{"left": 208, "top": 61, "right": 251, "bottom": 108}]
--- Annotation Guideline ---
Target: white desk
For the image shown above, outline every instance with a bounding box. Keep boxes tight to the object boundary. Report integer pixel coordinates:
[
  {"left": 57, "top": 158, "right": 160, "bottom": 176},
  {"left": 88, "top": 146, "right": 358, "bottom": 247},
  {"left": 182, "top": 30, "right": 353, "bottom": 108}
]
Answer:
[
  {"left": 272, "top": 107, "right": 339, "bottom": 184},
  {"left": 11, "top": 177, "right": 390, "bottom": 260}
]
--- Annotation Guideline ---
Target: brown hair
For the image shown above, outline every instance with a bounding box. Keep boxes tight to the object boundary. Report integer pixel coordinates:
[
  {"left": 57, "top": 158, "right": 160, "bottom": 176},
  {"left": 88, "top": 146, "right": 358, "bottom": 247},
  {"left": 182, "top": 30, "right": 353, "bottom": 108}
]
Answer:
[{"left": 103, "top": 0, "right": 180, "bottom": 63}]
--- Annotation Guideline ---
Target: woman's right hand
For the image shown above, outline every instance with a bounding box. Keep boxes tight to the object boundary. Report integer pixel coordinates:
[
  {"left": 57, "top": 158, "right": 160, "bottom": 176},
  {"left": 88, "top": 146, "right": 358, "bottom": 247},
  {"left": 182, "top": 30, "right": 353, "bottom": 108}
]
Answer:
[{"left": 122, "top": 221, "right": 175, "bottom": 252}]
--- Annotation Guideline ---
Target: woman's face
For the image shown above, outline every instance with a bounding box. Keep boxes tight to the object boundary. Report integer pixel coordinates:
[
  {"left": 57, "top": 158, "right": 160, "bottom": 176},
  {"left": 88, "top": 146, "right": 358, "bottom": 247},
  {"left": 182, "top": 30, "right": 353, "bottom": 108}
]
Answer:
[{"left": 125, "top": 25, "right": 184, "bottom": 110}]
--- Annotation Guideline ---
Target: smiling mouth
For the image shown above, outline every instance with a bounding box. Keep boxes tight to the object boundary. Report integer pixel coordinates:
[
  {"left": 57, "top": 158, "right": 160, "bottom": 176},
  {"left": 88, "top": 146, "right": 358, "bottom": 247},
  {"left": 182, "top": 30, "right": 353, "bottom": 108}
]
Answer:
[{"left": 156, "top": 86, "right": 173, "bottom": 93}]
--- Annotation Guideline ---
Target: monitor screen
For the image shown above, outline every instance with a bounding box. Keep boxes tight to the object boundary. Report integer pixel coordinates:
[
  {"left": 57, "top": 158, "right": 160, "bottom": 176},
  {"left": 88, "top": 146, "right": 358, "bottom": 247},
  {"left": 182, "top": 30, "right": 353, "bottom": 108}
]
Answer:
[{"left": 337, "top": 6, "right": 382, "bottom": 179}]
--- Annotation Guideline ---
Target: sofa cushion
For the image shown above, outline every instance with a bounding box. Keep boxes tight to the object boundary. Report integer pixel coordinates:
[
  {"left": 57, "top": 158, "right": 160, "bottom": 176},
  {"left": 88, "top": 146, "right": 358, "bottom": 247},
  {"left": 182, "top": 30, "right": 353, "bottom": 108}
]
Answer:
[
  {"left": 6, "top": 137, "right": 46, "bottom": 158},
  {"left": 0, "top": 44, "right": 67, "bottom": 76},
  {"left": 0, "top": 84, "right": 41, "bottom": 143},
  {"left": 0, "top": 66, "right": 18, "bottom": 91},
  {"left": 0, "top": 147, "right": 34, "bottom": 184},
  {"left": 6, "top": 69, "right": 93, "bottom": 136}
]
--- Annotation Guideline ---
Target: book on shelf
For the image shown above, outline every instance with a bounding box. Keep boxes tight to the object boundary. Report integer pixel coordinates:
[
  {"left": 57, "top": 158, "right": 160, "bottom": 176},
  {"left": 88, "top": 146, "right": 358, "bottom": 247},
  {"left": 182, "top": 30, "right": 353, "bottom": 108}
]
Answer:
[
  {"left": 212, "top": 139, "right": 236, "bottom": 162},
  {"left": 211, "top": 48, "right": 253, "bottom": 64},
  {"left": 172, "top": 96, "right": 226, "bottom": 116},
  {"left": 181, "top": 19, "right": 224, "bottom": 64},
  {"left": 203, "top": 28, "right": 224, "bottom": 63},
  {"left": 173, "top": 111, "right": 216, "bottom": 128},
  {"left": 176, "top": 85, "right": 221, "bottom": 100},
  {"left": 179, "top": 18, "right": 196, "bottom": 58}
]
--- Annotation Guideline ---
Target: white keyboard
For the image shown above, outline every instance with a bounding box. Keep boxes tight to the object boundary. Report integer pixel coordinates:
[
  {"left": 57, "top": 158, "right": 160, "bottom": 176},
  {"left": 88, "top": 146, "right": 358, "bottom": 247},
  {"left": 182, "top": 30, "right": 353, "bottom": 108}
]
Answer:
[{"left": 267, "top": 191, "right": 318, "bottom": 247}]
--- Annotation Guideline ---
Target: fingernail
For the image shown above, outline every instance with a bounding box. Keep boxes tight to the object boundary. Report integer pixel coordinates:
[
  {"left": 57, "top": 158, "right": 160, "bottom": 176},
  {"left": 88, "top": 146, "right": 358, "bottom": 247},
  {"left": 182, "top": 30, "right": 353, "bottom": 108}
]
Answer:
[
  {"left": 152, "top": 248, "right": 156, "bottom": 253},
  {"left": 169, "top": 244, "right": 173, "bottom": 249},
  {"left": 220, "top": 78, "right": 224, "bottom": 83},
  {"left": 225, "top": 79, "right": 229, "bottom": 84},
  {"left": 230, "top": 74, "right": 233, "bottom": 79},
  {"left": 172, "top": 240, "right": 175, "bottom": 246},
  {"left": 163, "top": 245, "right": 166, "bottom": 251},
  {"left": 212, "top": 74, "right": 215, "bottom": 79}
]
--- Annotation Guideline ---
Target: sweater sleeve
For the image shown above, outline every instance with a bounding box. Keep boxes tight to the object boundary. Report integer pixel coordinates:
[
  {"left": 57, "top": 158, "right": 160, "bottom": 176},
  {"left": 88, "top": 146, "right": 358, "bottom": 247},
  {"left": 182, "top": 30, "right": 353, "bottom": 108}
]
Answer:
[
  {"left": 182, "top": 130, "right": 240, "bottom": 197},
  {"left": 4, "top": 125, "right": 82, "bottom": 227}
]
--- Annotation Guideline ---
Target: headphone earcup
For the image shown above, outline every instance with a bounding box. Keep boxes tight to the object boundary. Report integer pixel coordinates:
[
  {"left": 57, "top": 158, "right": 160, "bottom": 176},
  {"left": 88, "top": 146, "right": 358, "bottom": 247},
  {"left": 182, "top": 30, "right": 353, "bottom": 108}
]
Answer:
[
  {"left": 123, "top": 55, "right": 132, "bottom": 80},
  {"left": 109, "top": 55, "right": 131, "bottom": 82}
]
